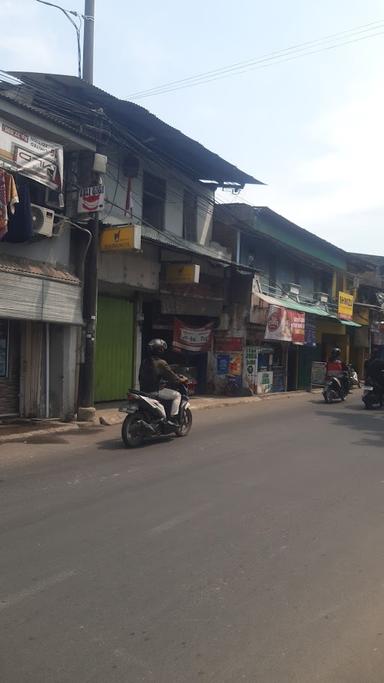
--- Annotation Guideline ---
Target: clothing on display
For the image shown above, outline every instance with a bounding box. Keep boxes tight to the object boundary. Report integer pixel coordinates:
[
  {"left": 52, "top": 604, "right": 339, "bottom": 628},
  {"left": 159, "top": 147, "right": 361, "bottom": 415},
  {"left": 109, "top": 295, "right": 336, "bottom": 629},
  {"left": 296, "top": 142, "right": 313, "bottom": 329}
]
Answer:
[
  {"left": 0, "top": 169, "right": 19, "bottom": 240},
  {"left": 3, "top": 175, "right": 33, "bottom": 243}
]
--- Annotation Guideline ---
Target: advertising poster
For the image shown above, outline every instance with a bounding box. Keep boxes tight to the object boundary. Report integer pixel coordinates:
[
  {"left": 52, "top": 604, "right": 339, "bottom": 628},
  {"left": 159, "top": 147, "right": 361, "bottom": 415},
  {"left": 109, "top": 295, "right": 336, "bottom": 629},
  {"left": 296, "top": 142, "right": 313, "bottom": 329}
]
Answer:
[
  {"left": 216, "top": 354, "right": 230, "bottom": 375},
  {"left": 265, "top": 305, "right": 305, "bottom": 344}
]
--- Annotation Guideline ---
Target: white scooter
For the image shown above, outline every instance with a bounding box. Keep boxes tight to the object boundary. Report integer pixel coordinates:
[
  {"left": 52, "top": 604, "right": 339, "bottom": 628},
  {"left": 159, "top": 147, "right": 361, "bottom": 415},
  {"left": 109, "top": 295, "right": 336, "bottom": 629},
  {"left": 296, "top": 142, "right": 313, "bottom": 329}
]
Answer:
[{"left": 119, "top": 381, "right": 192, "bottom": 448}]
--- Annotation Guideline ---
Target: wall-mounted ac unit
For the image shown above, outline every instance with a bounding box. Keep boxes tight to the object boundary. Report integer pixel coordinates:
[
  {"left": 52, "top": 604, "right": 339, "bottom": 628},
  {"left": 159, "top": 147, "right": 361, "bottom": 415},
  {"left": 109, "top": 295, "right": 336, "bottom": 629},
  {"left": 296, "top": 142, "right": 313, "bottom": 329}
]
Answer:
[{"left": 31, "top": 204, "right": 55, "bottom": 237}]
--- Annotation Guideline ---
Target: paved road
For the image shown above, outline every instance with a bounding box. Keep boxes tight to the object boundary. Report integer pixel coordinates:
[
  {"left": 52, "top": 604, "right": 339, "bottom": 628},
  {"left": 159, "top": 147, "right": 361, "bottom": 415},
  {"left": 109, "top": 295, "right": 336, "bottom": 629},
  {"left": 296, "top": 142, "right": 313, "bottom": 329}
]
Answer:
[{"left": 1, "top": 392, "right": 384, "bottom": 682}]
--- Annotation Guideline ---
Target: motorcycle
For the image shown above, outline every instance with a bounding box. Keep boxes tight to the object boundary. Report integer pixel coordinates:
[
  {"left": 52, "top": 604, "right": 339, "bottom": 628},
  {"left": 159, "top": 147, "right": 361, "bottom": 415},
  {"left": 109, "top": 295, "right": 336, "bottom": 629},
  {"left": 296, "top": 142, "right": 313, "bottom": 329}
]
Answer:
[
  {"left": 119, "top": 381, "right": 192, "bottom": 448},
  {"left": 323, "top": 371, "right": 350, "bottom": 403},
  {"left": 362, "top": 378, "right": 384, "bottom": 410}
]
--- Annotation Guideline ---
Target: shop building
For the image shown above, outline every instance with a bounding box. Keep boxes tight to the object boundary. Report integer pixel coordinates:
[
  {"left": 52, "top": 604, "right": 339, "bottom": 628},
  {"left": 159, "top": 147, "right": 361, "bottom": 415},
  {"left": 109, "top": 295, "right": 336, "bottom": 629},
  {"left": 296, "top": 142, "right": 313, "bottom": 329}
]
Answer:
[
  {"left": 0, "top": 81, "right": 96, "bottom": 418},
  {"left": 213, "top": 205, "right": 365, "bottom": 394}
]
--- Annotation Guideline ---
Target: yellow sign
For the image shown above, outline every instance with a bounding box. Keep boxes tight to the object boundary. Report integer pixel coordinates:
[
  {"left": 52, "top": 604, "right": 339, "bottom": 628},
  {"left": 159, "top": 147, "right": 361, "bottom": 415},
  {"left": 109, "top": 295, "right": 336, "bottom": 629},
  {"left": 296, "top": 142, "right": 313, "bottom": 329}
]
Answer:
[
  {"left": 165, "top": 263, "right": 200, "bottom": 284},
  {"left": 338, "top": 291, "right": 354, "bottom": 320},
  {"left": 100, "top": 224, "right": 141, "bottom": 251}
]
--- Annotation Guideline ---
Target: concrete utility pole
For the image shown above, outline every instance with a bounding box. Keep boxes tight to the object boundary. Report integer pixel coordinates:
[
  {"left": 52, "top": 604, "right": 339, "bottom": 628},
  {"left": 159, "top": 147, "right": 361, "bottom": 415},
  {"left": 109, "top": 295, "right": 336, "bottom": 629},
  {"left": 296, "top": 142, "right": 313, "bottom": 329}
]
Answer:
[
  {"left": 83, "top": 0, "right": 95, "bottom": 84},
  {"left": 78, "top": 0, "right": 99, "bottom": 420}
]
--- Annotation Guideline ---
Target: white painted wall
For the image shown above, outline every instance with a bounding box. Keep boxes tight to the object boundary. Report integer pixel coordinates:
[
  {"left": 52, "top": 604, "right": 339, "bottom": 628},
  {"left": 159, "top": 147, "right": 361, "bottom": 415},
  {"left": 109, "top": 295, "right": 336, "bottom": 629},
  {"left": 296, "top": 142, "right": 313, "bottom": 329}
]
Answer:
[
  {"left": 0, "top": 229, "right": 71, "bottom": 267},
  {"left": 102, "top": 149, "right": 215, "bottom": 247},
  {"left": 99, "top": 243, "right": 160, "bottom": 292}
]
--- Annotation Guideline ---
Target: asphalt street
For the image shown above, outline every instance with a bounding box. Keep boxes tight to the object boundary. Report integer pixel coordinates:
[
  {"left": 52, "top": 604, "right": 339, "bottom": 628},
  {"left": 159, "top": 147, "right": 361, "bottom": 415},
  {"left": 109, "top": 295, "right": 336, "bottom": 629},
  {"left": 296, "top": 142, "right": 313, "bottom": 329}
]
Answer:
[{"left": 1, "top": 392, "right": 384, "bottom": 682}]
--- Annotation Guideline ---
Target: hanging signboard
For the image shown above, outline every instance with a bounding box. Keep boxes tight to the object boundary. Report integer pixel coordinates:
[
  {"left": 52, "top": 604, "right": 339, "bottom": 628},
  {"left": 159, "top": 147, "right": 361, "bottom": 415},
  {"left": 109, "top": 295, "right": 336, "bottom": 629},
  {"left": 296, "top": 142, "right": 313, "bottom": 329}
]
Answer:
[
  {"left": 305, "top": 314, "right": 317, "bottom": 347},
  {"left": 0, "top": 117, "right": 64, "bottom": 191},
  {"left": 173, "top": 319, "right": 213, "bottom": 353},
  {"left": 264, "top": 305, "right": 305, "bottom": 344},
  {"left": 100, "top": 224, "right": 141, "bottom": 251},
  {"left": 78, "top": 184, "right": 105, "bottom": 213},
  {"left": 338, "top": 291, "right": 354, "bottom": 320},
  {"left": 165, "top": 264, "right": 200, "bottom": 285}
]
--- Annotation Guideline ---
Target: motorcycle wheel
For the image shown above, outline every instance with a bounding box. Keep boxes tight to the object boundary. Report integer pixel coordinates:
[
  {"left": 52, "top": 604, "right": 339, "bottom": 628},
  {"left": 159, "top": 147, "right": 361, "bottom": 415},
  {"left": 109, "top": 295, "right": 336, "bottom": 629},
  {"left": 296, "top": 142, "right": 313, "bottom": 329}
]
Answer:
[
  {"left": 176, "top": 408, "right": 192, "bottom": 437},
  {"left": 324, "top": 389, "right": 333, "bottom": 403},
  {"left": 121, "top": 413, "right": 145, "bottom": 448}
]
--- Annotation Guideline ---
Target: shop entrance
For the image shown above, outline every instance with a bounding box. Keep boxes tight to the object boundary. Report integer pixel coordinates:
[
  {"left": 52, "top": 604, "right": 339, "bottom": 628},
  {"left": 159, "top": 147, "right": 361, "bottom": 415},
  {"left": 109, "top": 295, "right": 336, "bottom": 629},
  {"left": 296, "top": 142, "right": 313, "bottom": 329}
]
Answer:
[{"left": 95, "top": 296, "right": 134, "bottom": 402}]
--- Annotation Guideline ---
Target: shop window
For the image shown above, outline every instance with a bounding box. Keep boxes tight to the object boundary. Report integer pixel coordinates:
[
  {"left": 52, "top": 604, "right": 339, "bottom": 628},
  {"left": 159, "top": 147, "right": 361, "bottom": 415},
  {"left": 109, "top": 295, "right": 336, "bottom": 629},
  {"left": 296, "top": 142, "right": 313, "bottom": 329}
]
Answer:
[
  {"left": 0, "top": 321, "right": 9, "bottom": 378},
  {"left": 142, "top": 172, "right": 166, "bottom": 231},
  {"left": 183, "top": 190, "right": 197, "bottom": 242}
]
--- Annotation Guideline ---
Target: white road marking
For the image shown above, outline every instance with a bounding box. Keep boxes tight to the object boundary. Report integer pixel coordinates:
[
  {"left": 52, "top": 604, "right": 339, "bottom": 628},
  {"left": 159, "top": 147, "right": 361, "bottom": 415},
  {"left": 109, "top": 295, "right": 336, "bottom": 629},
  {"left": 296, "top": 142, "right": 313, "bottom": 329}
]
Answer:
[
  {"left": 0, "top": 569, "right": 77, "bottom": 612},
  {"left": 149, "top": 503, "right": 211, "bottom": 535}
]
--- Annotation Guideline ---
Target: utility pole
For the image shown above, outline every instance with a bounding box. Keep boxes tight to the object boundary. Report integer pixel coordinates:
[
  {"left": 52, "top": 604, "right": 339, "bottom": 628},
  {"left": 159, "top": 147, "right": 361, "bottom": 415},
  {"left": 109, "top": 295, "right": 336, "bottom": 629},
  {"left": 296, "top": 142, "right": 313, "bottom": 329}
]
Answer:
[
  {"left": 83, "top": 0, "right": 95, "bottom": 83},
  {"left": 78, "top": 0, "right": 99, "bottom": 420}
]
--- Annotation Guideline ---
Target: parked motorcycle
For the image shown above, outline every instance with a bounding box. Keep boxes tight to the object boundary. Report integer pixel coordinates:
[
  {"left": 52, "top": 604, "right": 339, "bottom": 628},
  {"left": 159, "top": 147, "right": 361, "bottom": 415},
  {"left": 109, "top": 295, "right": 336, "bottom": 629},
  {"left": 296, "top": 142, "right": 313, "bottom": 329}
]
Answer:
[
  {"left": 323, "top": 371, "right": 350, "bottom": 403},
  {"left": 362, "top": 379, "right": 384, "bottom": 410},
  {"left": 119, "top": 381, "right": 192, "bottom": 448}
]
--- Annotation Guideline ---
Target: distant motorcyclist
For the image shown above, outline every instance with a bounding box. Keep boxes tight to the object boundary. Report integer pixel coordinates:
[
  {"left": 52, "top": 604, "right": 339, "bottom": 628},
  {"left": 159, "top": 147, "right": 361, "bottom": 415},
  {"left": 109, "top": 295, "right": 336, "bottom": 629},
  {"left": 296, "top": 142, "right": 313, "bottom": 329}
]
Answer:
[
  {"left": 326, "top": 347, "right": 349, "bottom": 395},
  {"left": 139, "top": 339, "right": 185, "bottom": 420}
]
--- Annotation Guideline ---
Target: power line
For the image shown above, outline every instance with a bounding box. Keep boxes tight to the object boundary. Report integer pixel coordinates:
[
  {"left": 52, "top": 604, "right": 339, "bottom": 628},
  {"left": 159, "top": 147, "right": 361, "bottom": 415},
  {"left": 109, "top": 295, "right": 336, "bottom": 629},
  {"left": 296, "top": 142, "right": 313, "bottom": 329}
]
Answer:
[{"left": 128, "top": 20, "right": 384, "bottom": 99}]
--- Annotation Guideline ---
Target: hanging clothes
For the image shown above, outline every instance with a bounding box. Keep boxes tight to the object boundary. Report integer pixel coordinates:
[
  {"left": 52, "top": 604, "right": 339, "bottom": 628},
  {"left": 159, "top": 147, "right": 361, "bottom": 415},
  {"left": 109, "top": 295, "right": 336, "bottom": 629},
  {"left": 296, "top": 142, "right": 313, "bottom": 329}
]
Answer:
[
  {"left": 0, "top": 170, "right": 7, "bottom": 239},
  {"left": 4, "top": 175, "right": 32, "bottom": 243},
  {"left": 0, "top": 170, "right": 19, "bottom": 240}
]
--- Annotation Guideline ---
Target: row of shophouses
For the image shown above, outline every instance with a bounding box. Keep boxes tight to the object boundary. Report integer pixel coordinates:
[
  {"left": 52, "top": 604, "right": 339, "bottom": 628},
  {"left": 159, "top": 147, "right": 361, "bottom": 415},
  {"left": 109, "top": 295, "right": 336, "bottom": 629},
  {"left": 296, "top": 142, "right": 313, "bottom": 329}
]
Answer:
[{"left": 0, "top": 71, "right": 383, "bottom": 419}]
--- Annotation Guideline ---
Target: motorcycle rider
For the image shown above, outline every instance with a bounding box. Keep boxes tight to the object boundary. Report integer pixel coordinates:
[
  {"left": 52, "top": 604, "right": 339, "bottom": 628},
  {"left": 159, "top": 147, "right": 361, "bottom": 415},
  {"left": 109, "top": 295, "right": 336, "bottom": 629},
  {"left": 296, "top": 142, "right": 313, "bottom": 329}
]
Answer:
[
  {"left": 139, "top": 339, "right": 185, "bottom": 421},
  {"left": 326, "top": 347, "right": 349, "bottom": 396}
]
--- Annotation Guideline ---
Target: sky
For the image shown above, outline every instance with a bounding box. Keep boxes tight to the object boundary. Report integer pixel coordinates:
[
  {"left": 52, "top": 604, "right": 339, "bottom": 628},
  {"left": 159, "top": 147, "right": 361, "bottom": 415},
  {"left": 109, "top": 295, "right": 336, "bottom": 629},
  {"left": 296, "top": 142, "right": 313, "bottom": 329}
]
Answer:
[{"left": 1, "top": 0, "right": 383, "bottom": 254}]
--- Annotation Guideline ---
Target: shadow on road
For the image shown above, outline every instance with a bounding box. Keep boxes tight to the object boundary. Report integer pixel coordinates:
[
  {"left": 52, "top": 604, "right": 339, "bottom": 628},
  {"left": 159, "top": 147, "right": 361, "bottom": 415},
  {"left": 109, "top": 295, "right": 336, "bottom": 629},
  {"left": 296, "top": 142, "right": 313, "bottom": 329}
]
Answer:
[{"left": 316, "top": 399, "right": 384, "bottom": 450}]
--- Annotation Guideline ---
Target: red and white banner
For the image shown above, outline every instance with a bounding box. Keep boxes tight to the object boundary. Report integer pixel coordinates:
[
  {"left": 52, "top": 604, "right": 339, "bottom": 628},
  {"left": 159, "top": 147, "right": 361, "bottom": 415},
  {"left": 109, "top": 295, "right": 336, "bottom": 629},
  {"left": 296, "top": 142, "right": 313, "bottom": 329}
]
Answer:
[
  {"left": 78, "top": 184, "right": 105, "bottom": 213},
  {"left": 264, "top": 305, "right": 305, "bottom": 345},
  {"left": 173, "top": 319, "right": 213, "bottom": 353}
]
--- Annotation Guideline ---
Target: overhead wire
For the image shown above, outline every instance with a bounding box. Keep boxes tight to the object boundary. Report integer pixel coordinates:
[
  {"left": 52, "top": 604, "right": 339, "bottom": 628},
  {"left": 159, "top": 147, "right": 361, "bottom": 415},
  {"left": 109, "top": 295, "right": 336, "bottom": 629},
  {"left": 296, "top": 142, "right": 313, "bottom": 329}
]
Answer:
[{"left": 128, "top": 20, "right": 384, "bottom": 99}]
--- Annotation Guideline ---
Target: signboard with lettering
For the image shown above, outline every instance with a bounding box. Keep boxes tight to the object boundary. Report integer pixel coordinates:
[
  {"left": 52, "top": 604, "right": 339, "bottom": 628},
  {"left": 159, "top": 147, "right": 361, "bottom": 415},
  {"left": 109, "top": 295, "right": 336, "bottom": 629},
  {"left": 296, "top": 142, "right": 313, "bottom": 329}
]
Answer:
[
  {"left": 0, "top": 117, "right": 64, "bottom": 191},
  {"left": 338, "top": 291, "right": 354, "bottom": 320},
  {"left": 173, "top": 319, "right": 213, "bottom": 353},
  {"left": 78, "top": 184, "right": 105, "bottom": 213},
  {"left": 165, "top": 264, "right": 200, "bottom": 285},
  {"left": 100, "top": 224, "right": 141, "bottom": 251}
]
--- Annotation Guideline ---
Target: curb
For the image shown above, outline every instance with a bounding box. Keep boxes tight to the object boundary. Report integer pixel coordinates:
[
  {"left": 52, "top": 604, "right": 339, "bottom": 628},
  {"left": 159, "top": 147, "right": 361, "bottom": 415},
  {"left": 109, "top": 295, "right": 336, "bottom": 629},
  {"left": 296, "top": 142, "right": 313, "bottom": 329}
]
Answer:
[
  {"left": 0, "top": 391, "right": 317, "bottom": 439},
  {"left": 97, "top": 391, "right": 313, "bottom": 426}
]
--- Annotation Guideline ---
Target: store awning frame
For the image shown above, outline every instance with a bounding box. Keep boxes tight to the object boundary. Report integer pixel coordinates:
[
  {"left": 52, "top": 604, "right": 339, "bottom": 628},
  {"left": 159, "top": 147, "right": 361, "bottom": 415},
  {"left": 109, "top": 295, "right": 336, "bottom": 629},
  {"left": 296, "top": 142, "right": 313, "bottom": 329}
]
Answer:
[{"left": 253, "top": 292, "right": 361, "bottom": 327}]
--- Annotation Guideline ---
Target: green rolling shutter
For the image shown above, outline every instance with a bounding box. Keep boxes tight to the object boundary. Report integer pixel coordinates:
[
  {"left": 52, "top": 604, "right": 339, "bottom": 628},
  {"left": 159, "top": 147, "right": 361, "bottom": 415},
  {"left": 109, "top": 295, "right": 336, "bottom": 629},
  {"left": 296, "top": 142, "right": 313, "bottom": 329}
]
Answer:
[{"left": 95, "top": 297, "right": 134, "bottom": 402}]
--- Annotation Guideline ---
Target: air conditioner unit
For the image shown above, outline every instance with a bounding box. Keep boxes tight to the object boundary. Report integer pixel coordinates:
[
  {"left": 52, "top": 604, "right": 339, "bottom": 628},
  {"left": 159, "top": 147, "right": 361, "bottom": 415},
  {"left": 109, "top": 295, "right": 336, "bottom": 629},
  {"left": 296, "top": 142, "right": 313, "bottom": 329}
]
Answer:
[{"left": 31, "top": 204, "right": 55, "bottom": 237}]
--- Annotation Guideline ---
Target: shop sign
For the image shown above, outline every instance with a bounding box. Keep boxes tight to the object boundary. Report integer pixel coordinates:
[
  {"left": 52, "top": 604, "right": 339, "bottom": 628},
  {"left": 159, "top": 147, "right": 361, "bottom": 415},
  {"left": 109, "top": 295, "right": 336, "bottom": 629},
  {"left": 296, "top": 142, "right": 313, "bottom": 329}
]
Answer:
[
  {"left": 265, "top": 305, "right": 305, "bottom": 344},
  {"left": 165, "top": 264, "right": 200, "bottom": 285},
  {"left": 311, "top": 361, "right": 327, "bottom": 387},
  {"left": 173, "top": 319, "right": 213, "bottom": 352},
  {"left": 0, "top": 117, "right": 64, "bottom": 191},
  {"left": 215, "top": 336, "right": 243, "bottom": 352},
  {"left": 338, "top": 291, "right": 354, "bottom": 320},
  {"left": 216, "top": 354, "right": 230, "bottom": 375},
  {"left": 78, "top": 184, "right": 105, "bottom": 213},
  {"left": 100, "top": 224, "right": 141, "bottom": 251}
]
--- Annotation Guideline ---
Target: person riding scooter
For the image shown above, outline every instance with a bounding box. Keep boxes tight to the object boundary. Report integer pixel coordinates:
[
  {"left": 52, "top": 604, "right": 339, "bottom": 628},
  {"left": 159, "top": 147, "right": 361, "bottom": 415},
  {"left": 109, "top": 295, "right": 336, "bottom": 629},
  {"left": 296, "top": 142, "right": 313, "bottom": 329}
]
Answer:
[
  {"left": 139, "top": 339, "right": 186, "bottom": 422},
  {"left": 325, "top": 347, "right": 350, "bottom": 397}
]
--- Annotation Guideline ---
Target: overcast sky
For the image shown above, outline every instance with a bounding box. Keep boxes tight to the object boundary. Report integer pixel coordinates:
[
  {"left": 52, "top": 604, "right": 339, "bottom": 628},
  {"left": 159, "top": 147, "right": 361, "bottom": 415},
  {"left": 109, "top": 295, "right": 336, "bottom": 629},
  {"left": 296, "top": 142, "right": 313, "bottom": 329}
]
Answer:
[{"left": 1, "top": 0, "right": 383, "bottom": 254}]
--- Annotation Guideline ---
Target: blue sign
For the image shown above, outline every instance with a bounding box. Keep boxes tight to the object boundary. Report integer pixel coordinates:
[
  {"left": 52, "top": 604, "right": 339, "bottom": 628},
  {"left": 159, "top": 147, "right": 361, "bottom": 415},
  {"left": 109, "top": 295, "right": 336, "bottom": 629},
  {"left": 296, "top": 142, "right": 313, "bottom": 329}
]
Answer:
[{"left": 217, "top": 354, "right": 230, "bottom": 375}]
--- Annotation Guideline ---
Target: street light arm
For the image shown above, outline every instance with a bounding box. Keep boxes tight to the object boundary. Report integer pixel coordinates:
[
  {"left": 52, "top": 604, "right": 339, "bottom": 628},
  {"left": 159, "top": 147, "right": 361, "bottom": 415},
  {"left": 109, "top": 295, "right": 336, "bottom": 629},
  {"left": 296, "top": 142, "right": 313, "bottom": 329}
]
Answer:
[{"left": 35, "top": 0, "right": 82, "bottom": 77}]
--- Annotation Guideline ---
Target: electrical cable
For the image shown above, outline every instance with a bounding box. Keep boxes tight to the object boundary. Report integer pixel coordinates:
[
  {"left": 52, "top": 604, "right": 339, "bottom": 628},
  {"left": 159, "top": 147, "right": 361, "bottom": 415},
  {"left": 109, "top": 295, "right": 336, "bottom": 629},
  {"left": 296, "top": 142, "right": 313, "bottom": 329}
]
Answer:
[{"left": 128, "top": 20, "right": 384, "bottom": 99}]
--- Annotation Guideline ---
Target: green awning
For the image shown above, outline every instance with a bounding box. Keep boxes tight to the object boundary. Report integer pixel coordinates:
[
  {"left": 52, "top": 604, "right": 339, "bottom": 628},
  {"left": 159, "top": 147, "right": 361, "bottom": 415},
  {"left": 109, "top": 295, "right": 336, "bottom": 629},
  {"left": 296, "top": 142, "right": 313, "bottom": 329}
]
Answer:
[{"left": 338, "top": 319, "right": 361, "bottom": 328}]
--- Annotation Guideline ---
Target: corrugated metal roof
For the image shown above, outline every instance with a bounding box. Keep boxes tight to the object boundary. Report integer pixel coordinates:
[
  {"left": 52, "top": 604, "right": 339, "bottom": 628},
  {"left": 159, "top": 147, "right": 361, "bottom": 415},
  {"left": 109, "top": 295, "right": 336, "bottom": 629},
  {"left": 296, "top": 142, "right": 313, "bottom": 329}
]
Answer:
[
  {"left": 141, "top": 225, "right": 234, "bottom": 264},
  {"left": 10, "top": 72, "right": 262, "bottom": 187},
  {"left": 0, "top": 254, "right": 80, "bottom": 285}
]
